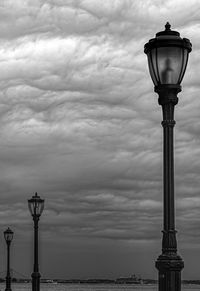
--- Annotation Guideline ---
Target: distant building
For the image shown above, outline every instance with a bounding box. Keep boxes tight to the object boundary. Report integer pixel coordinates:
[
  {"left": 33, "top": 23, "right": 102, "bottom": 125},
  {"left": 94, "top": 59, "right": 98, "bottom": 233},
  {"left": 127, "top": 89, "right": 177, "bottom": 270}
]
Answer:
[{"left": 115, "top": 274, "right": 142, "bottom": 284}]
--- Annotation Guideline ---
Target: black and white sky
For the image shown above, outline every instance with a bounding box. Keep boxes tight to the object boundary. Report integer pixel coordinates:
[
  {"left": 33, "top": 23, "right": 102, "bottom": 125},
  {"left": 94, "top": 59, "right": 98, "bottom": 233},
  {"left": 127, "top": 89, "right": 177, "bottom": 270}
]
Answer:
[{"left": 0, "top": 0, "right": 199, "bottom": 280}]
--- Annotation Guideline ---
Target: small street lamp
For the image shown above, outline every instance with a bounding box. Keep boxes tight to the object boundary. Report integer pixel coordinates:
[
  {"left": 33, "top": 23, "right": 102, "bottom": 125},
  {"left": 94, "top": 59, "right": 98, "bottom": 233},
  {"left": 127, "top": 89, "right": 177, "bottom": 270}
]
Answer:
[
  {"left": 144, "top": 23, "right": 192, "bottom": 291},
  {"left": 28, "top": 192, "right": 44, "bottom": 291},
  {"left": 4, "top": 227, "right": 14, "bottom": 291}
]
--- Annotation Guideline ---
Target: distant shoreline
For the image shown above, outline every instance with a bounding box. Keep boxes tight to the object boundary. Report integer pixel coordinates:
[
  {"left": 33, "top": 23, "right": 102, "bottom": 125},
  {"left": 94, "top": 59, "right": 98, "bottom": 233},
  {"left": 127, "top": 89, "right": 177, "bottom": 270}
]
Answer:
[{"left": 3, "top": 279, "right": 200, "bottom": 285}]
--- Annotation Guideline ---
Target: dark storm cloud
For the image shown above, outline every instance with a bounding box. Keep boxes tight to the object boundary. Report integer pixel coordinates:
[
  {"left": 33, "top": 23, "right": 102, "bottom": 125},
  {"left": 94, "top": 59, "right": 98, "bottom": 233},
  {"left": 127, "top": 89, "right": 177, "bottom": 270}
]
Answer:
[{"left": 0, "top": 0, "right": 199, "bottom": 278}]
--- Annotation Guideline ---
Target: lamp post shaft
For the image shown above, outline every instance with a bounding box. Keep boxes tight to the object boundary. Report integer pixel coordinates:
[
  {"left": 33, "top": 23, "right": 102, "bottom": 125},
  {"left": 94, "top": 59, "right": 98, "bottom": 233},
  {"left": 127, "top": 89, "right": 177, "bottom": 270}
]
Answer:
[
  {"left": 160, "top": 88, "right": 177, "bottom": 234},
  {"left": 32, "top": 217, "right": 40, "bottom": 291},
  {"left": 155, "top": 85, "right": 184, "bottom": 291},
  {"left": 34, "top": 218, "right": 39, "bottom": 272},
  {"left": 5, "top": 242, "right": 11, "bottom": 291}
]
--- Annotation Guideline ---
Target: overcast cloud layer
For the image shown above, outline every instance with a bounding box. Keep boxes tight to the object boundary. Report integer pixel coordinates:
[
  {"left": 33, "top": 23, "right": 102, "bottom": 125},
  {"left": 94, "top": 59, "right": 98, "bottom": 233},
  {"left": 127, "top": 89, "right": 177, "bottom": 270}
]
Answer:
[{"left": 0, "top": 0, "right": 199, "bottom": 280}]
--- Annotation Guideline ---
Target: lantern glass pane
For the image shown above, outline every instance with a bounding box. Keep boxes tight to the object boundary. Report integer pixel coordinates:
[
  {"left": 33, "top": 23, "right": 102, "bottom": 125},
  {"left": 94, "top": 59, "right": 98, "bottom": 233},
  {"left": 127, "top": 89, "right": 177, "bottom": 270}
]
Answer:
[
  {"left": 151, "top": 48, "right": 160, "bottom": 84},
  {"left": 40, "top": 200, "right": 44, "bottom": 214},
  {"left": 28, "top": 200, "right": 34, "bottom": 215},
  {"left": 6, "top": 233, "right": 13, "bottom": 242},
  {"left": 156, "top": 46, "right": 183, "bottom": 84},
  {"left": 4, "top": 229, "right": 13, "bottom": 242},
  {"left": 35, "top": 200, "right": 44, "bottom": 216},
  {"left": 178, "top": 48, "right": 188, "bottom": 83},
  {"left": 147, "top": 51, "right": 158, "bottom": 86},
  {"left": 28, "top": 197, "right": 44, "bottom": 216}
]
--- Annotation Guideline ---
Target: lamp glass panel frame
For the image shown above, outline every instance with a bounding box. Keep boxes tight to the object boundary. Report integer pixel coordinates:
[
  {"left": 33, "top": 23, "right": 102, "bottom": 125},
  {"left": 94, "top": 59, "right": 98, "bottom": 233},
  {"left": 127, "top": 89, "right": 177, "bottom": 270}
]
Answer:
[
  {"left": 4, "top": 228, "right": 13, "bottom": 242},
  {"left": 147, "top": 46, "right": 189, "bottom": 86},
  {"left": 28, "top": 196, "right": 44, "bottom": 216}
]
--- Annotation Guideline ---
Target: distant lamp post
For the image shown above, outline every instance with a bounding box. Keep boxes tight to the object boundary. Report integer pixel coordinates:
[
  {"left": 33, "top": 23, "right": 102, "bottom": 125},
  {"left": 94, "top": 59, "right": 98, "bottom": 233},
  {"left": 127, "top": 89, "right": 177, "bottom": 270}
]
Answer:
[
  {"left": 144, "top": 23, "right": 192, "bottom": 291},
  {"left": 4, "top": 227, "right": 14, "bottom": 291},
  {"left": 28, "top": 192, "right": 44, "bottom": 291}
]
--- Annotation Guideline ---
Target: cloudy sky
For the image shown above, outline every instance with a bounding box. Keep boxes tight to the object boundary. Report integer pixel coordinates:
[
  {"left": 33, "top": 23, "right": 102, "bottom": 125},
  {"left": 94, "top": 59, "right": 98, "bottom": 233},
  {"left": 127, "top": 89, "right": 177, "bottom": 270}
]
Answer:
[{"left": 0, "top": 0, "right": 199, "bottom": 281}]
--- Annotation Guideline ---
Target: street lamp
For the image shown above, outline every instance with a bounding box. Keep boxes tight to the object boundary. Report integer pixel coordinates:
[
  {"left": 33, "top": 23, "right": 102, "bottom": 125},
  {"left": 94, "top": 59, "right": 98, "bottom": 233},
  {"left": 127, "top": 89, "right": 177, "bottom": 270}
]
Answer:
[
  {"left": 144, "top": 23, "right": 192, "bottom": 291},
  {"left": 4, "top": 227, "right": 14, "bottom": 291},
  {"left": 28, "top": 192, "right": 44, "bottom": 291}
]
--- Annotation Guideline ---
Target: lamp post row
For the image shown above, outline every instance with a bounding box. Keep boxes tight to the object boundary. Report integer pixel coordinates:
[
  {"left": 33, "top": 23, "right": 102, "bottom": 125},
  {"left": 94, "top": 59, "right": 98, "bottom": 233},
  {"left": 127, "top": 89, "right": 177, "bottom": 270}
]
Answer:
[
  {"left": 0, "top": 23, "right": 192, "bottom": 291},
  {"left": 2, "top": 192, "right": 44, "bottom": 291}
]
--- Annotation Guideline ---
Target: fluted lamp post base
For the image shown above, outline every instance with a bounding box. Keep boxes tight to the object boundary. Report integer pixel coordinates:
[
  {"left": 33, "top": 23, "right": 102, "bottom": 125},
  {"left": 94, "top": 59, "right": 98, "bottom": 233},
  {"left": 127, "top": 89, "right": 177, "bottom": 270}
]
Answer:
[
  {"left": 156, "top": 254, "right": 184, "bottom": 291},
  {"left": 32, "top": 272, "right": 41, "bottom": 291},
  {"left": 155, "top": 229, "right": 184, "bottom": 291},
  {"left": 5, "top": 276, "right": 12, "bottom": 291}
]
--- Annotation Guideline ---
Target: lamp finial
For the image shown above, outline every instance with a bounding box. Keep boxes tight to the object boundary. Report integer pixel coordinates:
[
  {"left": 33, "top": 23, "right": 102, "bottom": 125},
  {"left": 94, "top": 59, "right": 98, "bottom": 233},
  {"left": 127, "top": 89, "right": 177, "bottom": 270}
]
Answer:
[{"left": 165, "top": 22, "right": 171, "bottom": 31}]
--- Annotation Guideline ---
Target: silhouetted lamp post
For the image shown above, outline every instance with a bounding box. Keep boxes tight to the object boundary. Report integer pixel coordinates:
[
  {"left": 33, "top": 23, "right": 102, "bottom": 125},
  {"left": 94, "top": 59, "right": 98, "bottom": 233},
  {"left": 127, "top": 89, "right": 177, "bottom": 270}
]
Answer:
[
  {"left": 4, "top": 227, "right": 13, "bottom": 291},
  {"left": 28, "top": 192, "right": 44, "bottom": 291},
  {"left": 144, "top": 23, "right": 192, "bottom": 291}
]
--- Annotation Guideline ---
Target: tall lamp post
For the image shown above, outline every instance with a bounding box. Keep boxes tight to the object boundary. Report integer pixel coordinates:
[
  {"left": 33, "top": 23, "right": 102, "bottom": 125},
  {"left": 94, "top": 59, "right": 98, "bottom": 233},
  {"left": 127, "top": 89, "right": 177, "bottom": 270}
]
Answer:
[
  {"left": 4, "top": 227, "right": 13, "bottom": 291},
  {"left": 144, "top": 23, "right": 192, "bottom": 291},
  {"left": 28, "top": 192, "right": 44, "bottom": 291}
]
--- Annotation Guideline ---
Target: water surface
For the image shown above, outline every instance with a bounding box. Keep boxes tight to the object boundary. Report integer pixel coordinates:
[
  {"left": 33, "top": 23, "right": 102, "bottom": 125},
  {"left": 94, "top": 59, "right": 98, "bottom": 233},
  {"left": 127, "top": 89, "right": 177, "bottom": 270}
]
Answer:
[{"left": 1, "top": 283, "right": 199, "bottom": 291}]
